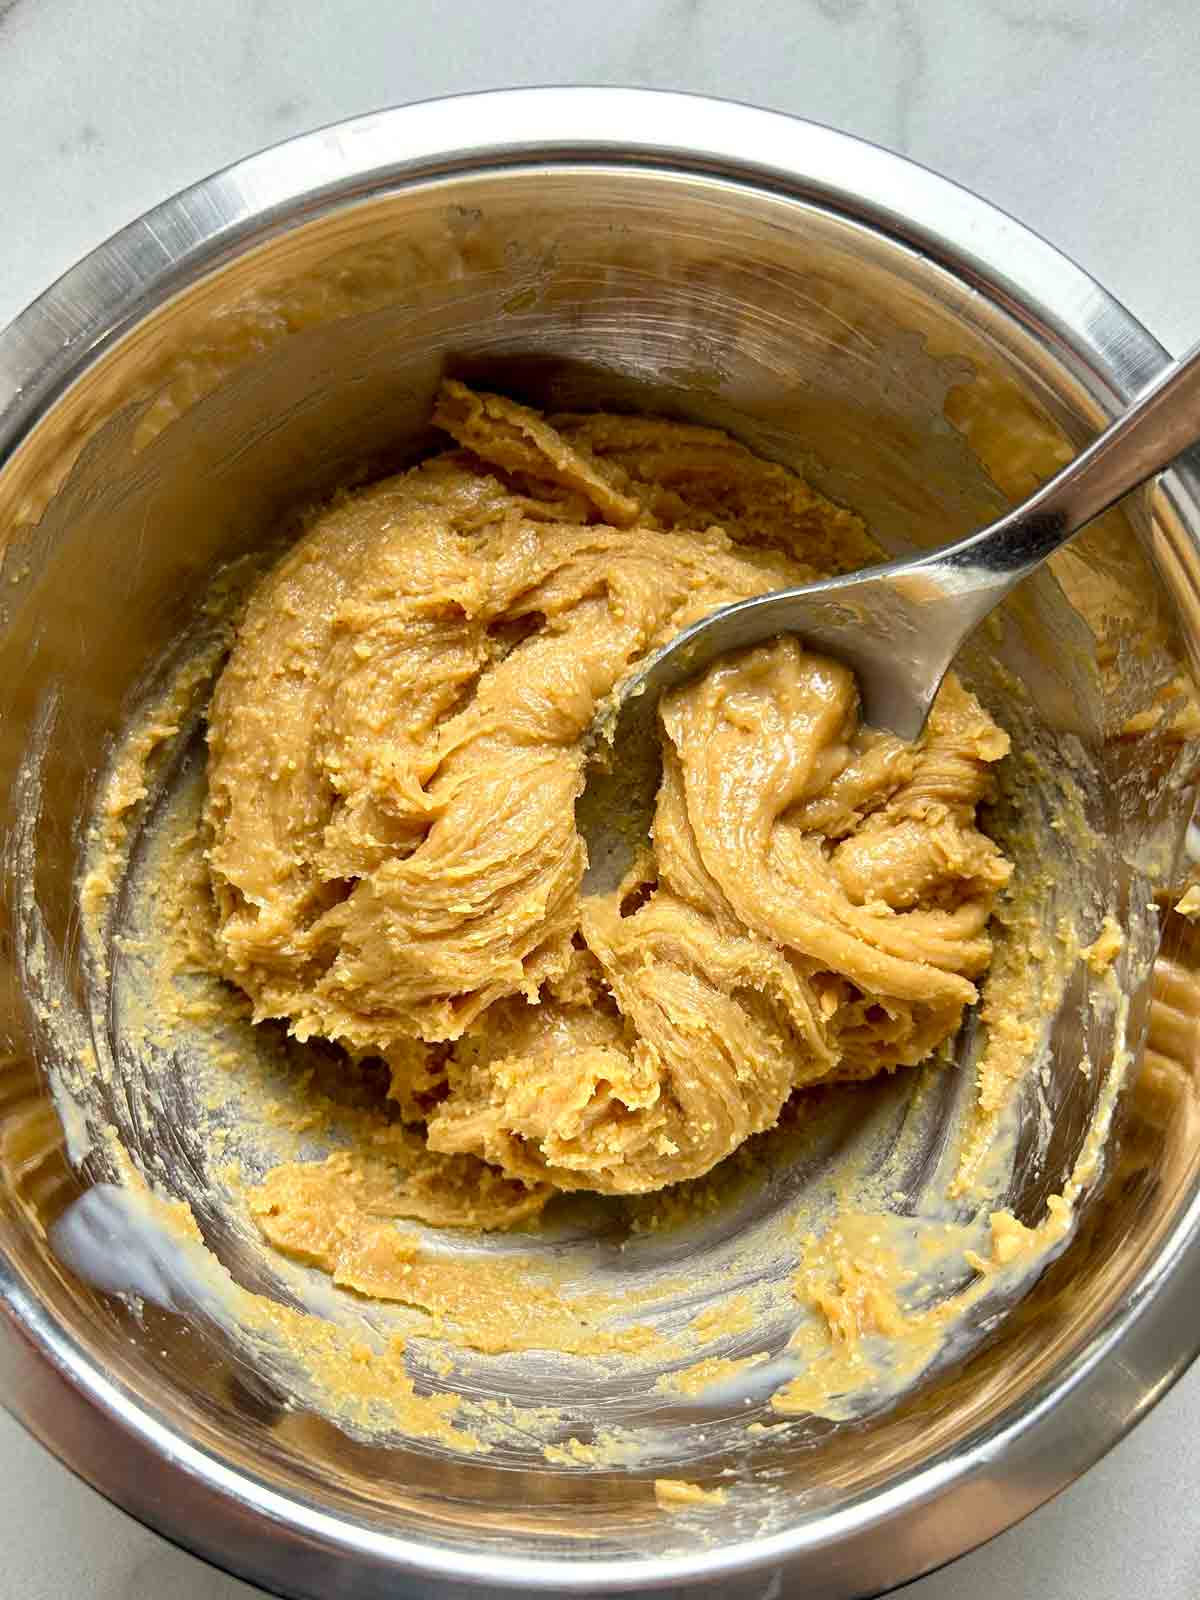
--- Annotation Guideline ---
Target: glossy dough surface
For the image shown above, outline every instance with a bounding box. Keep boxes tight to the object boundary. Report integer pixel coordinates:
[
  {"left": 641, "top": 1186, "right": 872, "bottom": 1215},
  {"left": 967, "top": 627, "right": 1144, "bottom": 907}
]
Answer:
[{"left": 205, "top": 383, "right": 1011, "bottom": 1201}]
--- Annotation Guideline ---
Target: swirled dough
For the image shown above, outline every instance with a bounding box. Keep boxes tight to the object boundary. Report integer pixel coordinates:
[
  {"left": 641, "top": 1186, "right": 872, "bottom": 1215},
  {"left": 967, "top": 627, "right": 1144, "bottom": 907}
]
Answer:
[{"left": 205, "top": 382, "right": 1011, "bottom": 1202}]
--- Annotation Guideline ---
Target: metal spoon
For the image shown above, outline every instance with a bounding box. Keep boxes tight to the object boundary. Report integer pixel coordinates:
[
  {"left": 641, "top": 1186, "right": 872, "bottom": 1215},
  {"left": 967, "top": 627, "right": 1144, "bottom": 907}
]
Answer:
[{"left": 577, "top": 340, "right": 1200, "bottom": 895}]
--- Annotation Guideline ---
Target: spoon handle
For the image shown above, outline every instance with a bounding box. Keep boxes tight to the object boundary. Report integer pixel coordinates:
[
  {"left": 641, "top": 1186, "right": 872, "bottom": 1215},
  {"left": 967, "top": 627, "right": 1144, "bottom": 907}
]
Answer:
[{"left": 937, "top": 338, "right": 1200, "bottom": 591}]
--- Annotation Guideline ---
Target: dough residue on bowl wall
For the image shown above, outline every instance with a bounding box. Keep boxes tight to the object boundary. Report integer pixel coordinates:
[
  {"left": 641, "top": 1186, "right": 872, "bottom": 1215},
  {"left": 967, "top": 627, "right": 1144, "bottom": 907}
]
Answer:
[{"left": 19, "top": 381, "right": 1166, "bottom": 1491}]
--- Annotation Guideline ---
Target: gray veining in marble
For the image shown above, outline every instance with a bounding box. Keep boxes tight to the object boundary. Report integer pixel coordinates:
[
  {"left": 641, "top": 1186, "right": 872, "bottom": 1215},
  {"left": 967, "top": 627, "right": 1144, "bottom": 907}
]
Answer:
[{"left": 2, "top": 0, "right": 1199, "bottom": 353}]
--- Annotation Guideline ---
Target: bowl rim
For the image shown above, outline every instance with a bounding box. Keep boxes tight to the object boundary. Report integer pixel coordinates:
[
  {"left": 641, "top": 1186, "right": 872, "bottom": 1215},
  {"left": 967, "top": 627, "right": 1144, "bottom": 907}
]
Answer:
[{"left": 2, "top": 85, "right": 1199, "bottom": 1600}]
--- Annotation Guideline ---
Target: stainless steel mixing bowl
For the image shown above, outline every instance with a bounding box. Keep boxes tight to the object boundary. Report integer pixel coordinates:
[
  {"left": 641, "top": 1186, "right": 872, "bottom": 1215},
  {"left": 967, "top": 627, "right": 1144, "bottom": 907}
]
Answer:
[{"left": 2, "top": 88, "right": 1200, "bottom": 1600}]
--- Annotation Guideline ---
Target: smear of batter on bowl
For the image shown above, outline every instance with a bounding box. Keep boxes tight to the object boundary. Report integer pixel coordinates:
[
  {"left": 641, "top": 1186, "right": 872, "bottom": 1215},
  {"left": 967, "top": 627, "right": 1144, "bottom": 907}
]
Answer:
[
  {"left": 49, "top": 376, "right": 1166, "bottom": 1468},
  {"left": 654, "top": 1477, "right": 728, "bottom": 1510},
  {"left": 196, "top": 380, "right": 1011, "bottom": 1243}
]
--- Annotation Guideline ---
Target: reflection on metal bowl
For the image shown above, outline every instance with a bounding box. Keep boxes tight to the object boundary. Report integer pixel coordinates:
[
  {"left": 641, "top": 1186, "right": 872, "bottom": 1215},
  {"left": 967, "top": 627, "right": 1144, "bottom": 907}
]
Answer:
[{"left": 1, "top": 88, "right": 1200, "bottom": 1600}]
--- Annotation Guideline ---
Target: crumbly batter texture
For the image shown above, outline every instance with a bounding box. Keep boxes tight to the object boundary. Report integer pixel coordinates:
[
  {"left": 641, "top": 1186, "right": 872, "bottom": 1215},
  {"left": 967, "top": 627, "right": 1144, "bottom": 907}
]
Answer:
[{"left": 202, "top": 382, "right": 1011, "bottom": 1219}]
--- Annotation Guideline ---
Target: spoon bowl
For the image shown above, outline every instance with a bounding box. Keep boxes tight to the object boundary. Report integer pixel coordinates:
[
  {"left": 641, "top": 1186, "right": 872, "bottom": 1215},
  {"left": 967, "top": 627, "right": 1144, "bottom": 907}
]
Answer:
[{"left": 579, "top": 335, "right": 1200, "bottom": 895}]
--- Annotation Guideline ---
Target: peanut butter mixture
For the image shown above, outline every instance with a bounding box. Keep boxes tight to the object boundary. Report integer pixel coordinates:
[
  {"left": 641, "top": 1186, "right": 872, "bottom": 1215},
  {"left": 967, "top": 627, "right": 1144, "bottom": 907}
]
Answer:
[{"left": 202, "top": 382, "right": 1012, "bottom": 1229}]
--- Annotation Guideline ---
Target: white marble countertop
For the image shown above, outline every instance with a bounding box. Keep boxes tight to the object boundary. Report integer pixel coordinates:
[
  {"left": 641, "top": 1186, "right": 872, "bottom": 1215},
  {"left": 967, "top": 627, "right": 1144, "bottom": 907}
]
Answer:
[{"left": 2, "top": 0, "right": 1198, "bottom": 1595}]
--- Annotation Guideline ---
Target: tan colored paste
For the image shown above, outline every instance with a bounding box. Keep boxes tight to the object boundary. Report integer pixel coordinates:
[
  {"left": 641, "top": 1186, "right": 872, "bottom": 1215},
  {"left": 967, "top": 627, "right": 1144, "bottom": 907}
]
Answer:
[
  {"left": 201, "top": 382, "right": 1011, "bottom": 1228},
  {"left": 654, "top": 1478, "right": 727, "bottom": 1509}
]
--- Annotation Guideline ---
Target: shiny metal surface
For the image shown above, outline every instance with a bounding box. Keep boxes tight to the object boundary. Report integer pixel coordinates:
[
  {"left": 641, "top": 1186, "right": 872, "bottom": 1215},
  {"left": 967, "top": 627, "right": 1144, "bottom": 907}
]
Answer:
[
  {"left": 581, "top": 334, "right": 1200, "bottom": 891},
  {"left": 1, "top": 89, "right": 1200, "bottom": 1600}
]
